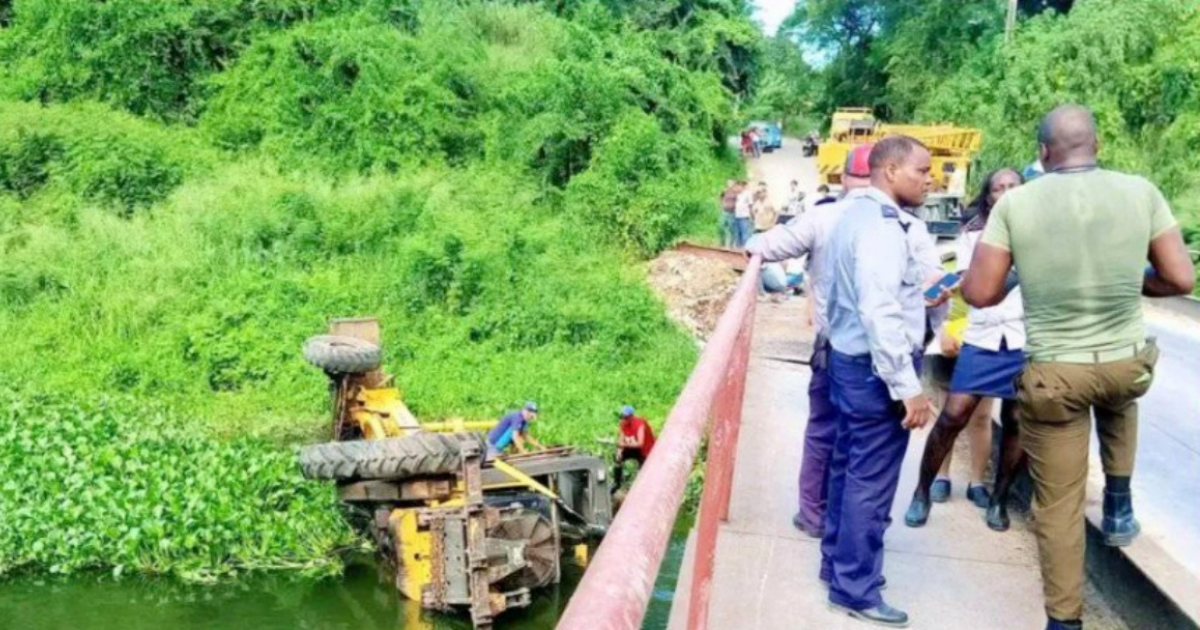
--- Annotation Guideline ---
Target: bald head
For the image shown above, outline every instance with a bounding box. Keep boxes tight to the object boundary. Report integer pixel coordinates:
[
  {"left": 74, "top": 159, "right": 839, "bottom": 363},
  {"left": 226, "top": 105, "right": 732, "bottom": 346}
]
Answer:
[{"left": 1038, "top": 104, "right": 1098, "bottom": 169}]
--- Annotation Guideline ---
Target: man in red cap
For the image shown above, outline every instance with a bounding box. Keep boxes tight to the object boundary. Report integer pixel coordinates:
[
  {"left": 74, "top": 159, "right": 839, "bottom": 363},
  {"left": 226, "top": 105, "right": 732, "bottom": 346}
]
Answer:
[
  {"left": 745, "top": 144, "right": 875, "bottom": 537},
  {"left": 844, "top": 143, "right": 873, "bottom": 189}
]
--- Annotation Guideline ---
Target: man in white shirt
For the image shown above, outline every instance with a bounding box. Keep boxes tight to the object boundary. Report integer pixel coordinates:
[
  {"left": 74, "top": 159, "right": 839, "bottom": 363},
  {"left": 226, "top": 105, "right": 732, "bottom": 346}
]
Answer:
[{"left": 904, "top": 167, "right": 1027, "bottom": 532}]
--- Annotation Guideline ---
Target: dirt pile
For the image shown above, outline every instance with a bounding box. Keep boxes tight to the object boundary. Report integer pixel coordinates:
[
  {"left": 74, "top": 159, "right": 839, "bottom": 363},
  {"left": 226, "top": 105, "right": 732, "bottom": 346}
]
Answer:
[{"left": 647, "top": 250, "right": 740, "bottom": 341}]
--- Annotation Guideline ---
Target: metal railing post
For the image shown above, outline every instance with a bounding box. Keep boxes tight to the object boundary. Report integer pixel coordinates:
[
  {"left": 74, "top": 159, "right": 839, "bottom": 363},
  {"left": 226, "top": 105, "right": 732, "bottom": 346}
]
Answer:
[{"left": 554, "top": 256, "right": 761, "bottom": 630}]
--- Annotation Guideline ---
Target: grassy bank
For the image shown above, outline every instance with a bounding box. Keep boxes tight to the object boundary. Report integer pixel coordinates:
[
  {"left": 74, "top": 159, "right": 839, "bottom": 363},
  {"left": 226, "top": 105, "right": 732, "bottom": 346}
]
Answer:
[{"left": 0, "top": 0, "right": 759, "bottom": 578}]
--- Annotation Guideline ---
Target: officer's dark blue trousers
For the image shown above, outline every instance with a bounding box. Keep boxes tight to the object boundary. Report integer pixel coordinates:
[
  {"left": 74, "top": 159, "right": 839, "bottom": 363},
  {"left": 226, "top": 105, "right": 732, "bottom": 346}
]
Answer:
[
  {"left": 820, "top": 349, "right": 923, "bottom": 611},
  {"left": 796, "top": 334, "right": 837, "bottom": 534}
]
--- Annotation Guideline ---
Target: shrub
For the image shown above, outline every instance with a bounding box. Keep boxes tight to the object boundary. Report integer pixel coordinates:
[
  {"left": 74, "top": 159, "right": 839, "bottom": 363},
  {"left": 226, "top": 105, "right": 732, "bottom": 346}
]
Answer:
[
  {"left": 0, "top": 0, "right": 410, "bottom": 122},
  {"left": 203, "top": 14, "right": 480, "bottom": 171},
  {"left": 0, "top": 102, "right": 207, "bottom": 215}
]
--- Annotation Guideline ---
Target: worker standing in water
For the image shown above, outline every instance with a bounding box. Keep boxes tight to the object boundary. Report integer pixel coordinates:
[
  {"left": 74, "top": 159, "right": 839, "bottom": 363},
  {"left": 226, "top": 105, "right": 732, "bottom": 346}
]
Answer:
[
  {"left": 613, "top": 405, "right": 656, "bottom": 489},
  {"left": 487, "top": 401, "right": 543, "bottom": 458}
]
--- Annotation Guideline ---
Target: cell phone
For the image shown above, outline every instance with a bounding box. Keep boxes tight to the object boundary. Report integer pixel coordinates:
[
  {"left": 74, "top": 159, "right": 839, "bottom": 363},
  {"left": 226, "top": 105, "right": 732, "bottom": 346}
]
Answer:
[{"left": 924, "top": 272, "right": 961, "bottom": 300}]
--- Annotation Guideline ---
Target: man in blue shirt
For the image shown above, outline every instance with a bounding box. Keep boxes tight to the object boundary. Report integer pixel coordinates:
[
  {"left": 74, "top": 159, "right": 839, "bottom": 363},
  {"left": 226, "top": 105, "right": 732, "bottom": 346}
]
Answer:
[
  {"left": 486, "top": 401, "right": 543, "bottom": 458},
  {"left": 819, "top": 135, "right": 935, "bottom": 628},
  {"left": 746, "top": 144, "right": 875, "bottom": 538}
]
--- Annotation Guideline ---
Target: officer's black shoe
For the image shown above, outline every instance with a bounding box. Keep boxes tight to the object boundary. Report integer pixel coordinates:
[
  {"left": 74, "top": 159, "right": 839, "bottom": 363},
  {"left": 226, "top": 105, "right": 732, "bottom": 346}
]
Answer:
[
  {"left": 985, "top": 494, "right": 1010, "bottom": 532},
  {"left": 1102, "top": 489, "right": 1140, "bottom": 546},
  {"left": 829, "top": 601, "right": 910, "bottom": 628},
  {"left": 904, "top": 494, "right": 930, "bottom": 527},
  {"left": 1045, "top": 617, "right": 1083, "bottom": 630}
]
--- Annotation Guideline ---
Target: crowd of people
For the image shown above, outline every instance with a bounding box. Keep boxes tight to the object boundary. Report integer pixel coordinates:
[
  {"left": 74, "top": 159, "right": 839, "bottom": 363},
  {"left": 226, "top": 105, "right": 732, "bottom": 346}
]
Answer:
[
  {"left": 740, "top": 127, "right": 762, "bottom": 158},
  {"left": 743, "top": 104, "right": 1195, "bottom": 630},
  {"left": 719, "top": 179, "right": 837, "bottom": 251}
]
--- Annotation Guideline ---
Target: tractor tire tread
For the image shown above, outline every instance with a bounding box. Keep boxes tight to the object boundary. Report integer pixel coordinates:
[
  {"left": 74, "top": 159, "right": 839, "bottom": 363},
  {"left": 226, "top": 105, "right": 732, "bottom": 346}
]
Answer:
[
  {"left": 302, "top": 335, "right": 382, "bottom": 374},
  {"left": 298, "top": 433, "right": 486, "bottom": 481}
]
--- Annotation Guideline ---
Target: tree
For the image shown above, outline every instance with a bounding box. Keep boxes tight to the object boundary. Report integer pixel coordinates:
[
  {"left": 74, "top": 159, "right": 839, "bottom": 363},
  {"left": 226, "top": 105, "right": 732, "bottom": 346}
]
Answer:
[{"left": 745, "top": 34, "right": 820, "bottom": 130}]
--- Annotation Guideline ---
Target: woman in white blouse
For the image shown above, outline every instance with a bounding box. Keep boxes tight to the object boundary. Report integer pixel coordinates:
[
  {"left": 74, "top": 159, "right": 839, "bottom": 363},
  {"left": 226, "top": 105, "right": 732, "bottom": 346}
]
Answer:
[{"left": 905, "top": 168, "right": 1028, "bottom": 532}]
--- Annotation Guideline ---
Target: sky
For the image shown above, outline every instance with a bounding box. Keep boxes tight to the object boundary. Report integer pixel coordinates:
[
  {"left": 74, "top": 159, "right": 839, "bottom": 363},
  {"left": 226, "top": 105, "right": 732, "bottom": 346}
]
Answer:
[{"left": 753, "top": 0, "right": 798, "bottom": 36}]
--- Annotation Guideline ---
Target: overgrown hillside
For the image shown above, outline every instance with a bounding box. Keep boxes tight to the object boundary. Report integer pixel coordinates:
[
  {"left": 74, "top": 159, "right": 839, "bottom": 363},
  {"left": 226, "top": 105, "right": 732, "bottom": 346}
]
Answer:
[
  {"left": 0, "top": 0, "right": 760, "bottom": 578},
  {"left": 781, "top": 0, "right": 1200, "bottom": 271}
]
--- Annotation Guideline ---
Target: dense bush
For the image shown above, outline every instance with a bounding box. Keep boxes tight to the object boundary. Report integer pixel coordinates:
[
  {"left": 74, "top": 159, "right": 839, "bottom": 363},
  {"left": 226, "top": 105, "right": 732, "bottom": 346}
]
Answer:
[
  {"left": 0, "top": 391, "right": 358, "bottom": 580},
  {"left": 0, "top": 102, "right": 208, "bottom": 215},
  {"left": 0, "top": 0, "right": 754, "bottom": 580},
  {"left": 202, "top": 13, "right": 481, "bottom": 171},
  {"left": 787, "top": 0, "right": 1200, "bottom": 281},
  {"left": 565, "top": 111, "right": 722, "bottom": 255},
  {"left": 0, "top": 0, "right": 414, "bottom": 122},
  {"left": 0, "top": 157, "right": 701, "bottom": 444}
]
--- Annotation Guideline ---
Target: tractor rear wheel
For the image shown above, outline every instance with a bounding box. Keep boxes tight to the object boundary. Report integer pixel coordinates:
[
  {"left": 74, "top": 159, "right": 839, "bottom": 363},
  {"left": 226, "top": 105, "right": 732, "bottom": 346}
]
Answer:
[
  {"left": 491, "top": 507, "right": 559, "bottom": 591},
  {"left": 298, "top": 433, "right": 485, "bottom": 481},
  {"left": 302, "top": 335, "right": 382, "bottom": 374}
]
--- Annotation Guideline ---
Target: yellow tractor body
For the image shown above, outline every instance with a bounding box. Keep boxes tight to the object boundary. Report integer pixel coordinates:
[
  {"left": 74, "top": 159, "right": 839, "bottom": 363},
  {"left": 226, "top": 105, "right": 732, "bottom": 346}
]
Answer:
[{"left": 298, "top": 318, "right": 612, "bottom": 630}]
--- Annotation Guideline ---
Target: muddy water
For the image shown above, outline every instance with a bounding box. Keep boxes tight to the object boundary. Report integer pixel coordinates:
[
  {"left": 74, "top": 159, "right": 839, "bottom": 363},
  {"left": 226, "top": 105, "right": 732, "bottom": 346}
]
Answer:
[{"left": 0, "top": 525, "right": 688, "bottom": 630}]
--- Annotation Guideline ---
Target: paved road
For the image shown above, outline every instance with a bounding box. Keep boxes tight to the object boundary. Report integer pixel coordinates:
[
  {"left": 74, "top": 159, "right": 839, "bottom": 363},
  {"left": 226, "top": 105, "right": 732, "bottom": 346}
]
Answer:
[{"left": 1124, "top": 306, "right": 1200, "bottom": 578}]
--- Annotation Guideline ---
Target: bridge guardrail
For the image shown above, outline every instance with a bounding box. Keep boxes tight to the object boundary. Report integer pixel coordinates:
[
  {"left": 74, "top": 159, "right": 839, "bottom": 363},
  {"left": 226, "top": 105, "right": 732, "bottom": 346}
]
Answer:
[{"left": 554, "top": 255, "right": 762, "bottom": 630}]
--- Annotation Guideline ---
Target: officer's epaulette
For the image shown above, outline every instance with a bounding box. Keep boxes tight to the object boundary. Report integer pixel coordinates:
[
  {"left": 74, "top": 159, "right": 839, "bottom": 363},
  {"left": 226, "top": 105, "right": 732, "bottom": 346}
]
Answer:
[{"left": 880, "top": 207, "right": 899, "bottom": 219}]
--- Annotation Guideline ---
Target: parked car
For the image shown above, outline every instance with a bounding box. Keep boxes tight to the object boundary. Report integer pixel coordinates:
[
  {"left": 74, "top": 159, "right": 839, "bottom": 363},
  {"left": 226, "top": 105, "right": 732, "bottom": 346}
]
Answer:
[{"left": 750, "top": 121, "right": 783, "bottom": 152}]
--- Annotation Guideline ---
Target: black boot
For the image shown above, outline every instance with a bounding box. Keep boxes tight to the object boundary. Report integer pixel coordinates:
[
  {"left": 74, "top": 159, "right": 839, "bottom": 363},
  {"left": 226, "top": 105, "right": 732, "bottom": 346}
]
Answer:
[
  {"left": 1102, "top": 489, "right": 1140, "bottom": 546},
  {"left": 985, "top": 493, "right": 1010, "bottom": 532},
  {"left": 1045, "top": 618, "right": 1082, "bottom": 630}
]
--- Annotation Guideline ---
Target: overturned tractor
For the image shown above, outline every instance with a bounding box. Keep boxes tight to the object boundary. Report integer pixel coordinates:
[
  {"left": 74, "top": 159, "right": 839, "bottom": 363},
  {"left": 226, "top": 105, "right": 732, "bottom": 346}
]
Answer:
[{"left": 297, "top": 319, "right": 612, "bottom": 629}]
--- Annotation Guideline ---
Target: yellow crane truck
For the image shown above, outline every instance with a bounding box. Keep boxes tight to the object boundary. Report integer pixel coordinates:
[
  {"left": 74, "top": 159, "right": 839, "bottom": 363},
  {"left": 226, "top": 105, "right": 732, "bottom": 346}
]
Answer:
[
  {"left": 816, "top": 107, "right": 982, "bottom": 191},
  {"left": 297, "top": 319, "right": 612, "bottom": 629},
  {"left": 816, "top": 107, "right": 983, "bottom": 238}
]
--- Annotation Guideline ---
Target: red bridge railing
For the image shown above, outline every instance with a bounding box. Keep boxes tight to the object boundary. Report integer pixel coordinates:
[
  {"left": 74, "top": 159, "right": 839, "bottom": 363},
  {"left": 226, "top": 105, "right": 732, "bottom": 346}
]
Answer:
[{"left": 555, "top": 255, "right": 762, "bottom": 630}]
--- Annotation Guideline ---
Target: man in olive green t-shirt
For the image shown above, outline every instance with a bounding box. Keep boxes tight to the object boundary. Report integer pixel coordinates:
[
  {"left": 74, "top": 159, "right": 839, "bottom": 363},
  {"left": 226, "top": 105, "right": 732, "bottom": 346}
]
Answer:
[{"left": 962, "top": 104, "right": 1194, "bottom": 630}]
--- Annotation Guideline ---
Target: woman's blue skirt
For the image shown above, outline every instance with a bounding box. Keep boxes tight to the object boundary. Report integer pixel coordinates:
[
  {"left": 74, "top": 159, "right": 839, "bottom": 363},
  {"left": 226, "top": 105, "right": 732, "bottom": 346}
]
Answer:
[{"left": 949, "top": 343, "right": 1026, "bottom": 399}]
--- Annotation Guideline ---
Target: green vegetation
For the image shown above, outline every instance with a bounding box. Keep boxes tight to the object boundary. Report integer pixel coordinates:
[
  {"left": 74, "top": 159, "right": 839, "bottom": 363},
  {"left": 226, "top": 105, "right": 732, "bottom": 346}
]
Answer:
[
  {"left": 783, "top": 0, "right": 1200, "bottom": 283},
  {"left": 0, "top": 390, "right": 358, "bottom": 580},
  {"left": 742, "top": 34, "right": 820, "bottom": 136},
  {"left": 0, "top": 0, "right": 761, "bottom": 578}
]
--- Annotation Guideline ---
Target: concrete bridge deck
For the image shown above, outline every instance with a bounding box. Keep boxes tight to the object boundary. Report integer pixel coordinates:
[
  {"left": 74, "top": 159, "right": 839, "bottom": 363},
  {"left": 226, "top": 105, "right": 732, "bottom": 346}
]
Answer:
[{"left": 666, "top": 296, "right": 1102, "bottom": 629}]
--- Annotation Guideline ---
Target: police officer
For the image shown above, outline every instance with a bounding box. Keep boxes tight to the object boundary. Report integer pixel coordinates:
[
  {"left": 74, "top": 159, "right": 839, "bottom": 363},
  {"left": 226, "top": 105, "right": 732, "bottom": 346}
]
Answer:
[
  {"left": 819, "top": 135, "right": 935, "bottom": 627},
  {"left": 745, "top": 144, "right": 875, "bottom": 538}
]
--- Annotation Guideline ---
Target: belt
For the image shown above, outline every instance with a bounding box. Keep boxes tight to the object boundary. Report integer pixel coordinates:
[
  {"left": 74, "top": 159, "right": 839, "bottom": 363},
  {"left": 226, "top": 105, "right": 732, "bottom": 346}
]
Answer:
[{"left": 1032, "top": 341, "right": 1145, "bottom": 364}]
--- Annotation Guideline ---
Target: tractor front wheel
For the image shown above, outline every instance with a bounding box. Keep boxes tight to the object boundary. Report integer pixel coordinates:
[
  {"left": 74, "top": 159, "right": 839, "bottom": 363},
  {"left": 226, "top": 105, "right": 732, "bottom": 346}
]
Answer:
[{"left": 302, "top": 335, "right": 382, "bottom": 375}]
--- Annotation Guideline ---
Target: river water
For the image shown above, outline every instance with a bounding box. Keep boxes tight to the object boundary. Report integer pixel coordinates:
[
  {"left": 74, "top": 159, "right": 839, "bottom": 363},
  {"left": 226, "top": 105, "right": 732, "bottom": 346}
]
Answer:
[{"left": 0, "top": 523, "right": 689, "bottom": 630}]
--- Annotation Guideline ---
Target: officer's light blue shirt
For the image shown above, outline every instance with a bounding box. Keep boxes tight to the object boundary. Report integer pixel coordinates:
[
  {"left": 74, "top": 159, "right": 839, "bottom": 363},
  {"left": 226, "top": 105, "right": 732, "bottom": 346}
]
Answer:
[{"left": 820, "top": 187, "right": 927, "bottom": 400}]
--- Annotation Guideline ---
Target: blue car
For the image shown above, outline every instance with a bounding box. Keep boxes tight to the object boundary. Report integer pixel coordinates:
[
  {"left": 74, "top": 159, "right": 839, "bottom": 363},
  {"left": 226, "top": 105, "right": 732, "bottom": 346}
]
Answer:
[{"left": 751, "top": 121, "right": 783, "bottom": 152}]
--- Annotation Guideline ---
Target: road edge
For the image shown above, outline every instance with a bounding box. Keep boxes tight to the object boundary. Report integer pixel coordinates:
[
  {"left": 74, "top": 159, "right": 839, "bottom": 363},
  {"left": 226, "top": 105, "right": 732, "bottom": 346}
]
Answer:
[{"left": 1084, "top": 477, "right": 1200, "bottom": 630}]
